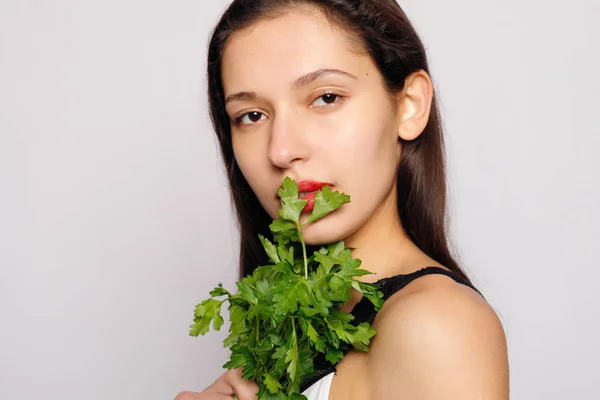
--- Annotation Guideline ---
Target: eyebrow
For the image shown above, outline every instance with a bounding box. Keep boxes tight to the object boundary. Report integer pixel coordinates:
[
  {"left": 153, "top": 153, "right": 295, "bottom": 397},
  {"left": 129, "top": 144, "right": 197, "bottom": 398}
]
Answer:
[{"left": 224, "top": 68, "right": 358, "bottom": 105}]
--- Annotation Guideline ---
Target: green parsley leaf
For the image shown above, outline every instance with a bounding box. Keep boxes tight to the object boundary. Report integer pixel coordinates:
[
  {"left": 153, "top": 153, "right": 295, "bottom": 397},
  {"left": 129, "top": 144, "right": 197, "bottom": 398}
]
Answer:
[
  {"left": 189, "top": 298, "right": 225, "bottom": 336},
  {"left": 264, "top": 372, "right": 282, "bottom": 394},
  {"left": 269, "top": 217, "right": 299, "bottom": 244},
  {"left": 189, "top": 177, "right": 384, "bottom": 399},
  {"left": 285, "top": 322, "right": 299, "bottom": 381},
  {"left": 209, "top": 283, "right": 230, "bottom": 297},
  {"left": 259, "top": 235, "right": 280, "bottom": 264},
  {"left": 303, "top": 185, "right": 350, "bottom": 225},
  {"left": 278, "top": 177, "right": 308, "bottom": 224}
]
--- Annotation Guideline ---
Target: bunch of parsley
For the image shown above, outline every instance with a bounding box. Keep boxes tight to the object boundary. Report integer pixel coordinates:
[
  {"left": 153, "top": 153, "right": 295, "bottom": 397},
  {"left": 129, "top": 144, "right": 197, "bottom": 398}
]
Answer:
[{"left": 189, "top": 177, "right": 384, "bottom": 400}]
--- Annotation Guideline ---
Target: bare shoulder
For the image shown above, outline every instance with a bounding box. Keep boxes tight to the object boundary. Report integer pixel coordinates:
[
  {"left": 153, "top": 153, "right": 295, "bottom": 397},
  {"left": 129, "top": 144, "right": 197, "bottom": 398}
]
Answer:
[{"left": 364, "top": 272, "right": 509, "bottom": 400}]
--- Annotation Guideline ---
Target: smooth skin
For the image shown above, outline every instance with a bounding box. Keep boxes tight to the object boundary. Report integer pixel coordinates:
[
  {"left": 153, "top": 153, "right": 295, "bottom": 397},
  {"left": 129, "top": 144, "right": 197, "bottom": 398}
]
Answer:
[
  {"left": 175, "top": 367, "right": 258, "bottom": 400},
  {"left": 177, "top": 5, "right": 509, "bottom": 400}
]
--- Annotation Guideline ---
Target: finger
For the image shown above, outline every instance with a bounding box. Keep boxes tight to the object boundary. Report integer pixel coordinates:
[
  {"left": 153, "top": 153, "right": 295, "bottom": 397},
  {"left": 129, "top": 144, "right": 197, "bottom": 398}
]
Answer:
[
  {"left": 175, "top": 391, "right": 234, "bottom": 400},
  {"left": 224, "top": 368, "right": 259, "bottom": 400},
  {"left": 203, "top": 369, "right": 259, "bottom": 400},
  {"left": 203, "top": 377, "right": 233, "bottom": 395},
  {"left": 204, "top": 369, "right": 258, "bottom": 400}
]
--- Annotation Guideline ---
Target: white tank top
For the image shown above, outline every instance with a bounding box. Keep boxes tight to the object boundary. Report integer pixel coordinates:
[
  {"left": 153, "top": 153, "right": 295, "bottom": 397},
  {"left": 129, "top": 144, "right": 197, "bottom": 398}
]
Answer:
[{"left": 301, "top": 371, "right": 334, "bottom": 400}]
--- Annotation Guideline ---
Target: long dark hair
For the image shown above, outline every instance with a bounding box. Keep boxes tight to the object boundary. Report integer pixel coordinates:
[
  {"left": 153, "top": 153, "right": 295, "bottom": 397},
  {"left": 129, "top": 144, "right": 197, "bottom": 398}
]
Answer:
[{"left": 206, "top": 0, "right": 472, "bottom": 285}]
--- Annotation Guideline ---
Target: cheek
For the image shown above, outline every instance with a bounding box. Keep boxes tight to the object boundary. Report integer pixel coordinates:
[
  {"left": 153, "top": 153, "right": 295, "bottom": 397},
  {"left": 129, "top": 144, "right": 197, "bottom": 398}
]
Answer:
[
  {"left": 328, "top": 109, "right": 398, "bottom": 208},
  {"left": 232, "top": 135, "right": 279, "bottom": 218},
  {"left": 232, "top": 140, "right": 253, "bottom": 191},
  {"left": 232, "top": 131, "right": 269, "bottom": 178},
  {"left": 232, "top": 135, "right": 253, "bottom": 175},
  {"left": 332, "top": 109, "right": 398, "bottom": 183},
  {"left": 332, "top": 96, "right": 396, "bottom": 156},
  {"left": 301, "top": 123, "right": 397, "bottom": 245}
]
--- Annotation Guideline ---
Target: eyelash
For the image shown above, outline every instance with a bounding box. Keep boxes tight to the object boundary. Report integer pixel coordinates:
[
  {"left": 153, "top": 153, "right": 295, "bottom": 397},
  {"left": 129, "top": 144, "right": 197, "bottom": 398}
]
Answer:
[{"left": 232, "top": 92, "right": 346, "bottom": 127}]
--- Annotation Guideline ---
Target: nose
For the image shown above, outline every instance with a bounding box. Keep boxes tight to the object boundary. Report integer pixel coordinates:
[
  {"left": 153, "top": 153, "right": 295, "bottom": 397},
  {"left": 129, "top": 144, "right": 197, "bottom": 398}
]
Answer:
[{"left": 267, "top": 111, "right": 309, "bottom": 169}]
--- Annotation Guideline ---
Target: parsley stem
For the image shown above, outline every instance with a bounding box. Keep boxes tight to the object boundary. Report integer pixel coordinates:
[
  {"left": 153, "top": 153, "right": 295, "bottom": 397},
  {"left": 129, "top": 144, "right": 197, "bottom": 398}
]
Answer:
[
  {"left": 291, "top": 316, "right": 298, "bottom": 380},
  {"left": 292, "top": 316, "right": 296, "bottom": 336},
  {"left": 296, "top": 223, "right": 308, "bottom": 279},
  {"left": 255, "top": 317, "right": 259, "bottom": 345}
]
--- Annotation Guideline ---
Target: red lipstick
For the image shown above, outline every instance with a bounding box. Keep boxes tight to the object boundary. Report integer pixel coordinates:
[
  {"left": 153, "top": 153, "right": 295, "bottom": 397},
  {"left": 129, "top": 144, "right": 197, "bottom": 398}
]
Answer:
[{"left": 296, "top": 180, "right": 333, "bottom": 212}]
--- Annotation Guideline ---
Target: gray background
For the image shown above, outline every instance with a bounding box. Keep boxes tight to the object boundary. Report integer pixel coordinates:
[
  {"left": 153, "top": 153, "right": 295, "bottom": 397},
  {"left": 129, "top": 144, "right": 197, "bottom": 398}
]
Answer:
[{"left": 1, "top": 0, "right": 598, "bottom": 399}]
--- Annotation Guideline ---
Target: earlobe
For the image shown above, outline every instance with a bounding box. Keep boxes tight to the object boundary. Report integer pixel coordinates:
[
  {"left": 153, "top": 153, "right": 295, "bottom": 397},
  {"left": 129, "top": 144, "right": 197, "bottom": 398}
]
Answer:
[{"left": 396, "top": 70, "right": 434, "bottom": 141}]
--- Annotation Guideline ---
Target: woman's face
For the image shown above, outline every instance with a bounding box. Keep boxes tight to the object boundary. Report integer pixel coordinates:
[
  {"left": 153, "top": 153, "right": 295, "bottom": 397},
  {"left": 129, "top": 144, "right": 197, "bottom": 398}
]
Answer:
[{"left": 221, "top": 8, "right": 402, "bottom": 245}]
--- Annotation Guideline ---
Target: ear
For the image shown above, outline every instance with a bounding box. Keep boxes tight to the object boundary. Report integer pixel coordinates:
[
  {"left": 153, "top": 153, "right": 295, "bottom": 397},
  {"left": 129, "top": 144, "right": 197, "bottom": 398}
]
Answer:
[{"left": 395, "top": 70, "right": 434, "bottom": 141}]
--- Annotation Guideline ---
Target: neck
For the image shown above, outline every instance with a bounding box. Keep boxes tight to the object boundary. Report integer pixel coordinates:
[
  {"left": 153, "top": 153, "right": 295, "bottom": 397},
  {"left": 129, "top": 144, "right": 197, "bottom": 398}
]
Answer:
[{"left": 343, "top": 185, "right": 426, "bottom": 284}]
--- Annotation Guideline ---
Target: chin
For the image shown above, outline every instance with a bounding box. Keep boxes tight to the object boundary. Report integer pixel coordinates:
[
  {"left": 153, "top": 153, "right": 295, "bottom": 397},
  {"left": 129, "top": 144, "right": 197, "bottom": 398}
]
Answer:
[{"left": 300, "top": 212, "right": 355, "bottom": 246}]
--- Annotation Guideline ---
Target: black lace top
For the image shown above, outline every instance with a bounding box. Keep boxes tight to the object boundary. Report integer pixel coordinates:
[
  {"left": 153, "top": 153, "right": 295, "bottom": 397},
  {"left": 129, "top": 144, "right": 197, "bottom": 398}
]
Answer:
[{"left": 299, "top": 266, "right": 484, "bottom": 393}]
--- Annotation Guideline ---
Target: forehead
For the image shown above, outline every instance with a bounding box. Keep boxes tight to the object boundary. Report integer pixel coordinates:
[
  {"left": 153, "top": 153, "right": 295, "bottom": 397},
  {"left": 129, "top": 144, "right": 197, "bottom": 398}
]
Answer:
[{"left": 221, "top": 8, "right": 369, "bottom": 96}]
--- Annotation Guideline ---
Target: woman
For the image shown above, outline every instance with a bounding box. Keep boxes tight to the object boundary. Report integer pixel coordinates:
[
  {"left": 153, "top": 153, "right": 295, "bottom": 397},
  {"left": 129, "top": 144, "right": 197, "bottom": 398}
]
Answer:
[{"left": 176, "top": 0, "right": 509, "bottom": 399}]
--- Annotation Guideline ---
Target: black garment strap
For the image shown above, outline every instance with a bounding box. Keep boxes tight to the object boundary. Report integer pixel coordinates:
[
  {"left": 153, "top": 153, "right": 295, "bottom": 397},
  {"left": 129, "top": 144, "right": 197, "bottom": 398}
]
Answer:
[
  {"left": 350, "top": 266, "right": 484, "bottom": 325},
  {"left": 300, "top": 266, "right": 484, "bottom": 393}
]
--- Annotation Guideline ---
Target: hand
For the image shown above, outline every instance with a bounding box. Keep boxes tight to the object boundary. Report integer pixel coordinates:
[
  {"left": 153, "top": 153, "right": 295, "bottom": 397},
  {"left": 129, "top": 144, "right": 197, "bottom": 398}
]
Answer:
[{"left": 174, "top": 368, "right": 259, "bottom": 400}]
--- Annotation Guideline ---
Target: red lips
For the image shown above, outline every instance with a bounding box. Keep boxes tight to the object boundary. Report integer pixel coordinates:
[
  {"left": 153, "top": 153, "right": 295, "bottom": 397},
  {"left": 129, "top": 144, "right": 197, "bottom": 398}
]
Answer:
[
  {"left": 297, "top": 180, "right": 330, "bottom": 194},
  {"left": 277, "top": 180, "right": 333, "bottom": 213}
]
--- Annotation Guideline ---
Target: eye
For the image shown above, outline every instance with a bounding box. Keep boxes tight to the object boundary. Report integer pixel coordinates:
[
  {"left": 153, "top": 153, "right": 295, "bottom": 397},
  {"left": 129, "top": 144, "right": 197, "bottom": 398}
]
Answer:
[
  {"left": 233, "top": 111, "right": 267, "bottom": 127},
  {"left": 311, "top": 92, "right": 345, "bottom": 108}
]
